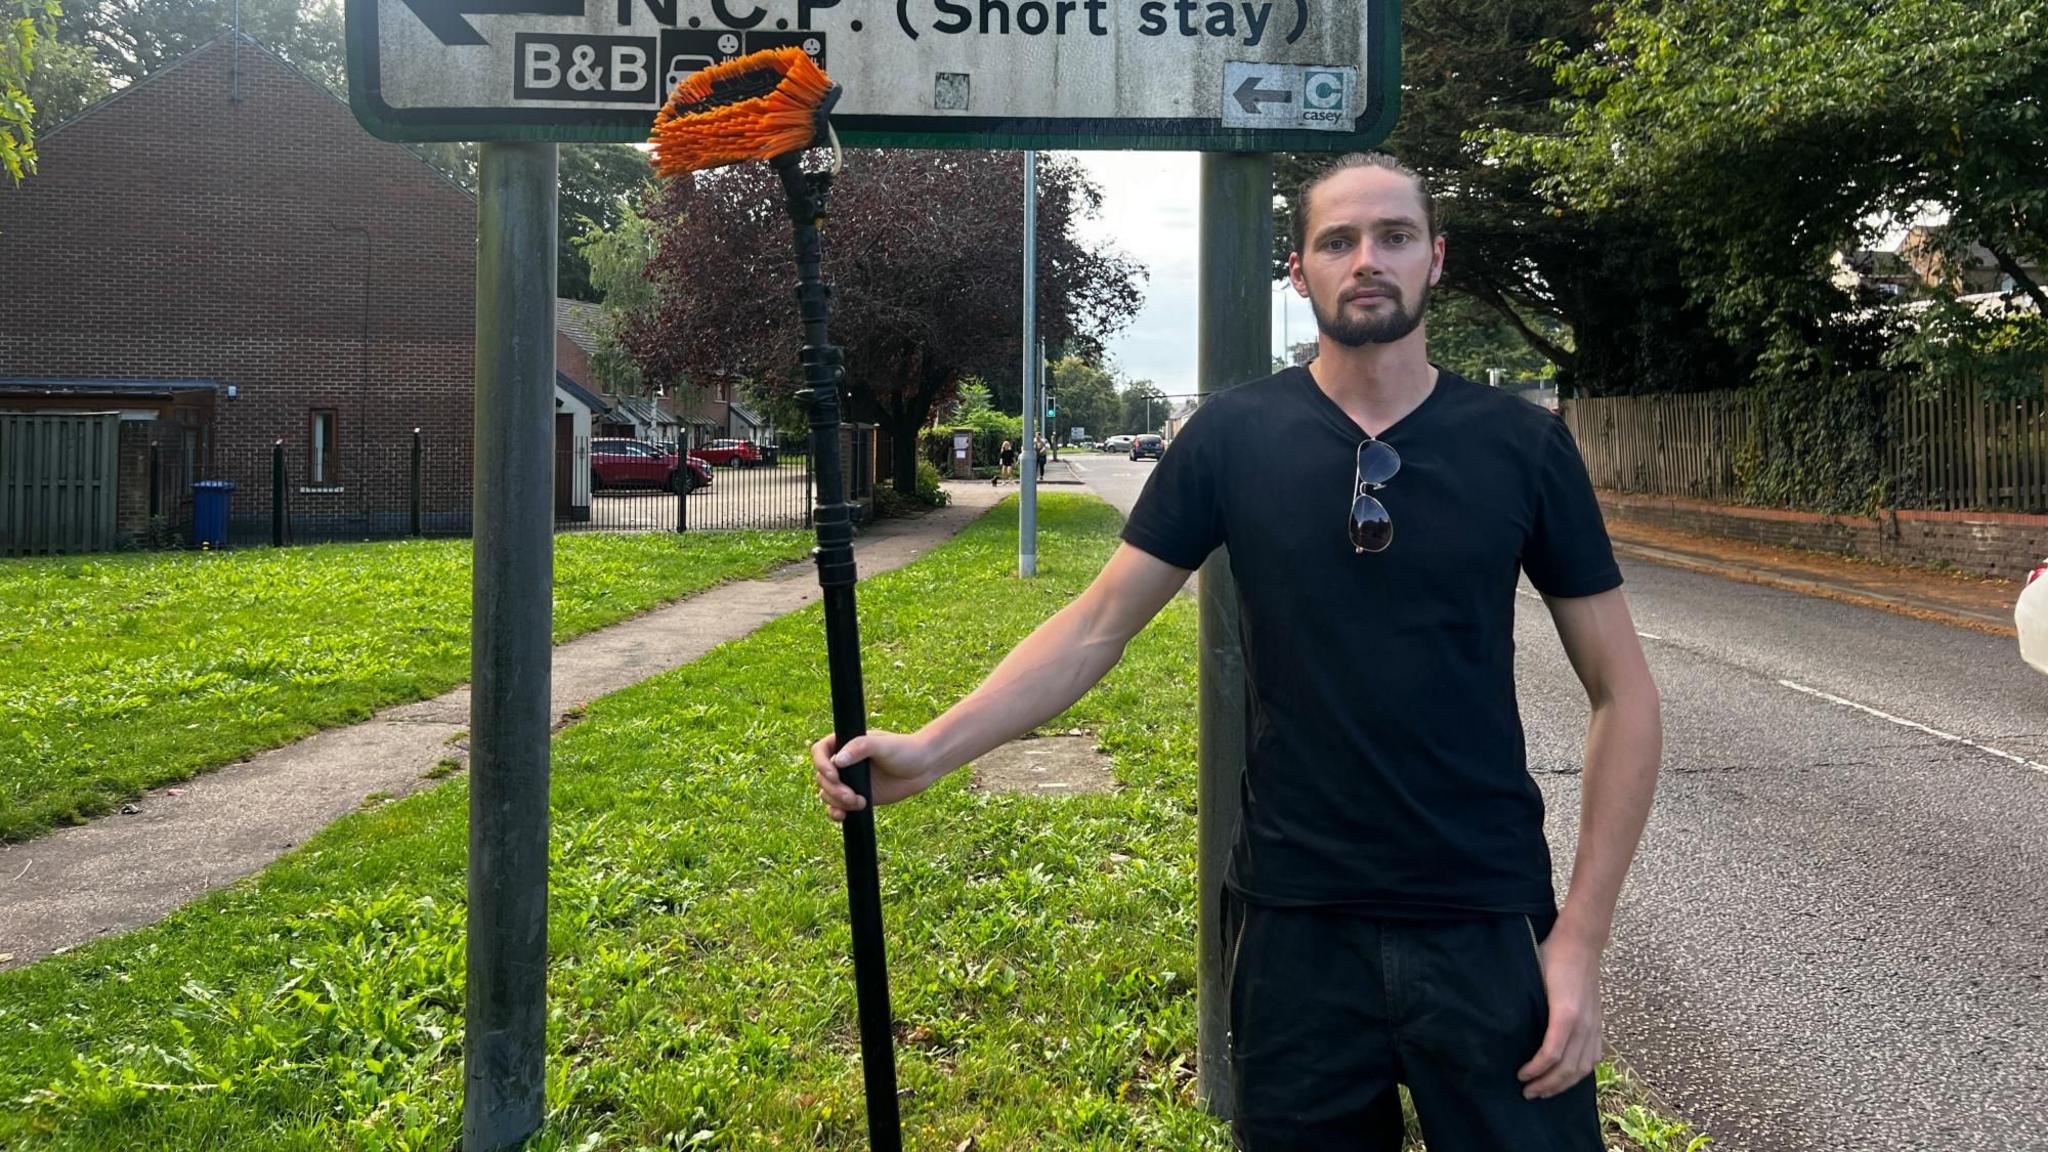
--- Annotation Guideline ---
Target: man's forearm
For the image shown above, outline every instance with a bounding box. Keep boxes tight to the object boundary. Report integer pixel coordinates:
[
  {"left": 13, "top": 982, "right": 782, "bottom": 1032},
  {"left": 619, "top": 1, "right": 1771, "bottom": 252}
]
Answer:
[
  {"left": 917, "top": 596, "right": 1133, "bottom": 778},
  {"left": 1556, "top": 687, "right": 1661, "bottom": 947}
]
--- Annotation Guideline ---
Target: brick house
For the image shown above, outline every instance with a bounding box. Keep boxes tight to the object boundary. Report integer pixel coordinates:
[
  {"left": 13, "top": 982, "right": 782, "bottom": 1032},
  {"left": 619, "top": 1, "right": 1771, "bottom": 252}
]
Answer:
[
  {"left": 0, "top": 34, "right": 595, "bottom": 546},
  {"left": 557, "top": 297, "right": 769, "bottom": 449}
]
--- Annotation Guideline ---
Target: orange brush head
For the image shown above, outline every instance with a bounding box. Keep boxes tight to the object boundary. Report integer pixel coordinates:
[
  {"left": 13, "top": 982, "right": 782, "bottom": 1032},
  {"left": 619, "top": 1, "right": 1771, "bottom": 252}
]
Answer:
[{"left": 649, "top": 47, "right": 837, "bottom": 178}]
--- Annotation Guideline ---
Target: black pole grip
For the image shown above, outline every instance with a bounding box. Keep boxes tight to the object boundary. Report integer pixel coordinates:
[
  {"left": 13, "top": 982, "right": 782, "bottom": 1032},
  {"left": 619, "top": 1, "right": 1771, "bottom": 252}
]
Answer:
[{"left": 773, "top": 151, "right": 902, "bottom": 1152}]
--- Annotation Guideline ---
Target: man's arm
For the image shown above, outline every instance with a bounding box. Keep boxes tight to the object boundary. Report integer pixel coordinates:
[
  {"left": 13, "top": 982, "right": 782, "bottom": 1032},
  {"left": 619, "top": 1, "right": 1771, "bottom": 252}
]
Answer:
[
  {"left": 1518, "top": 585, "right": 1662, "bottom": 1098},
  {"left": 813, "top": 543, "right": 1193, "bottom": 820}
]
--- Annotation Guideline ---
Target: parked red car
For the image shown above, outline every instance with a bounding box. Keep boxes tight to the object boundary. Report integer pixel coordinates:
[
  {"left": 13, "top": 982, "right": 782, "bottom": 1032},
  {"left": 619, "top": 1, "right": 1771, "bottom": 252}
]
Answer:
[
  {"left": 694, "top": 438, "right": 763, "bottom": 467},
  {"left": 590, "top": 438, "right": 711, "bottom": 493}
]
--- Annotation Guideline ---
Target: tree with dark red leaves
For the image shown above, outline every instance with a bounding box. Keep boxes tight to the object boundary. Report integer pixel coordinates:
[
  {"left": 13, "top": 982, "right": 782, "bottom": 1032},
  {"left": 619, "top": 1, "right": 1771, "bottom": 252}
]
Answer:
[{"left": 628, "top": 149, "right": 1144, "bottom": 493}]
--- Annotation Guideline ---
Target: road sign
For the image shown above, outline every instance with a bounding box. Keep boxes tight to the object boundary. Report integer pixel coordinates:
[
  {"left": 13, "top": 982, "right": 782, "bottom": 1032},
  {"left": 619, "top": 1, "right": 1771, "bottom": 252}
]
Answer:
[{"left": 345, "top": 0, "right": 1397, "bottom": 150}]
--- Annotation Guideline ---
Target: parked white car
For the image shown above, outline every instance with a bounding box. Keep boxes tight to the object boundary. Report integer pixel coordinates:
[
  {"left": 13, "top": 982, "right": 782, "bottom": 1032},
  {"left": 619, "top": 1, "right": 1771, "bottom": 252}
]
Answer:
[{"left": 2019, "top": 559, "right": 2048, "bottom": 674}]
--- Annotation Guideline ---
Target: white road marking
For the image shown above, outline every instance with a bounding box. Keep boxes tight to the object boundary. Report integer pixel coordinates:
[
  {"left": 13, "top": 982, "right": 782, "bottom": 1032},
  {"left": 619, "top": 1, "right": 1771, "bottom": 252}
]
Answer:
[
  {"left": 1636, "top": 631, "right": 1663, "bottom": 641},
  {"left": 1777, "top": 679, "right": 2048, "bottom": 777}
]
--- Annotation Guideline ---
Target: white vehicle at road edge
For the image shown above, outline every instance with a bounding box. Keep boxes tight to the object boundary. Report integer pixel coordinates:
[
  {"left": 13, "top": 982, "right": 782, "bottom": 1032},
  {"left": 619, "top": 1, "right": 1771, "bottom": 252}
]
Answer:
[{"left": 2019, "top": 558, "right": 2048, "bottom": 674}]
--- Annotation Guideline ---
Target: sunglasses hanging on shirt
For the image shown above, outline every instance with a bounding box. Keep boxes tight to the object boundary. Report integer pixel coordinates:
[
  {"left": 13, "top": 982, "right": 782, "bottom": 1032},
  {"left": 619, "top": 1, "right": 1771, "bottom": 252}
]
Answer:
[{"left": 1350, "top": 438, "right": 1401, "bottom": 554}]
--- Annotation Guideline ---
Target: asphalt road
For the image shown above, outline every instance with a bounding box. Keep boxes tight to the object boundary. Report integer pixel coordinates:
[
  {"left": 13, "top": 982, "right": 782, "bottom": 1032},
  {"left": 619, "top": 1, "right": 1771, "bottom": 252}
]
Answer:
[
  {"left": 1061, "top": 451, "right": 1158, "bottom": 521},
  {"left": 1079, "top": 454, "right": 2048, "bottom": 1151}
]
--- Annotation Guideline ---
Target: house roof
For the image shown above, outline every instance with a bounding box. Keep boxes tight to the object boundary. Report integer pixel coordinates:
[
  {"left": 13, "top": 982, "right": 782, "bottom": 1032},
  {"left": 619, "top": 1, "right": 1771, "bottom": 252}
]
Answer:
[
  {"left": 607, "top": 394, "right": 677, "bottom": 426},
  {"left": 0, "top": 377, "right": 221, "bottom": 396},
  {"left": 556, "top": 299, "right": 606, "bottom": 357},
  {"left": 554, "top": 372, "right": 611, "bottom": 415}
]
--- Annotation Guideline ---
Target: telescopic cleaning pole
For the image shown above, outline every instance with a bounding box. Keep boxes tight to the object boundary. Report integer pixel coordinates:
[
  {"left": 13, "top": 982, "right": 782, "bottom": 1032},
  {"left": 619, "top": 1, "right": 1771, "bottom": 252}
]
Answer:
[
  {"left": 772, "top": 149, "right": 902, "bottom": 1150},
  {"left": 649, "top": 49, "right": 900, "bottom": 1150}
]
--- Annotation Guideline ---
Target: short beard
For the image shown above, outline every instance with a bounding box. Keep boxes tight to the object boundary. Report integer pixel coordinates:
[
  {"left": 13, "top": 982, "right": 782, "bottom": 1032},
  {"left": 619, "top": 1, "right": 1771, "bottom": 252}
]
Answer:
[{"left": 1311, "top": 278, "right": 1432, "bottom": 347}]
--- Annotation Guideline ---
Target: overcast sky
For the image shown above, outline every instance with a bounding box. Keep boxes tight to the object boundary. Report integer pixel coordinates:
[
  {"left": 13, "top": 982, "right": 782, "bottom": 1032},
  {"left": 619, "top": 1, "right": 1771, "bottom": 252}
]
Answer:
[{"left": 1063, "top": 151, "right": 1309, "bottom": 400}]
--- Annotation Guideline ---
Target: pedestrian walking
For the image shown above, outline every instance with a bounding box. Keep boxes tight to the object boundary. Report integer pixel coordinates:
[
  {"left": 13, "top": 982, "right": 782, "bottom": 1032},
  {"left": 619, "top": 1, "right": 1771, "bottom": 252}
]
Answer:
[
  {"left": 1035, "top": 437, "right": 1049, "bottom": 479},
  {"left": 996, "top": 439, "right": 1016, "bottom": 485},
  {"left": 813, "top": 152, "right": 1662, "bottom": 1151}
]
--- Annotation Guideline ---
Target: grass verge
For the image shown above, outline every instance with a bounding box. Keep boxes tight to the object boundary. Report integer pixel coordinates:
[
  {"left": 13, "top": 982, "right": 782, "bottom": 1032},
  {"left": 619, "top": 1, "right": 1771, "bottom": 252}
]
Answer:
[
  {"left": 0, "top": 496, "right": 1707, "bottom": 1149},
  {"left": 0, "top": 531, "right": 811, "bottom": 842}
]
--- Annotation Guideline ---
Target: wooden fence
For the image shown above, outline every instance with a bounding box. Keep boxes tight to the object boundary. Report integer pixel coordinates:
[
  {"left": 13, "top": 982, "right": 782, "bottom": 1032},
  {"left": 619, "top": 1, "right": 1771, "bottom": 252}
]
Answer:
[
  {"left": 1561, "top": 390, "right": 1754, "bottom": 503},
  {"left": 1562, "top": 377, "right": 2048, "bottom": 514},
  {"left": 0, "top": 411, "right": 122, "bottom": 556},
  {"left": 1886, "top": 378, "right": 2048, "bottom": 512}
]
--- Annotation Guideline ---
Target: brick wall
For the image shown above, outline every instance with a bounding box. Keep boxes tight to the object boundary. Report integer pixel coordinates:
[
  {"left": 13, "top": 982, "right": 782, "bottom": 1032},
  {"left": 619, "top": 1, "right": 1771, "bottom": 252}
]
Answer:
[
  {"left": 557, "top": 336, "right": 595, "bottom": 389},
  {"left": 0, "top": 36, "right": 478, "bottom": 537},
  {"left": 1599, "top": 492, "right": 2048, "bottom": 582}
]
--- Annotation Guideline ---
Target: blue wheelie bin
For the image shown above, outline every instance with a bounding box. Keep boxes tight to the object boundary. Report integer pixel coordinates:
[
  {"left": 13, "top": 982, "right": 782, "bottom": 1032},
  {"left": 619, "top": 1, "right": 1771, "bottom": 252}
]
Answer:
[{"left": 192, "top": 480, "right": 235, "bottom": 548}]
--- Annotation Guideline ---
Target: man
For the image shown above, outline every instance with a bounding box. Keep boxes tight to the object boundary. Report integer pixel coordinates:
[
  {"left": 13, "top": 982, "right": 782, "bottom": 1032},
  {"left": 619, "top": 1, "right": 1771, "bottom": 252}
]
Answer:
[{"left": 813, "top": 152, "right": 1661, "bottom": 1149}]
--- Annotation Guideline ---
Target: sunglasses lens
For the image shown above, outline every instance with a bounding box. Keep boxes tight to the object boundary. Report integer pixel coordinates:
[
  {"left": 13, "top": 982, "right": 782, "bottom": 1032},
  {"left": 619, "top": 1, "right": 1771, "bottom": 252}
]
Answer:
[
  {"left": 1359, "top": 440, "right": 1401, "bottom": 487},
  {"left": 1350, "top": 493, "right": 1393, "bottom": 553}
]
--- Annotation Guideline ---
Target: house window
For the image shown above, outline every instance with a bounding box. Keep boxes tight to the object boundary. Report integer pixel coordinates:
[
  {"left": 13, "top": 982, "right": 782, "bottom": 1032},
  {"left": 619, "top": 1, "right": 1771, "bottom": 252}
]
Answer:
[
  {"left": 718, "top": 378, "right": 733, "bottom": 403},
  {"left": 309, "top": 409, "right": 338, "bottom": 483}
]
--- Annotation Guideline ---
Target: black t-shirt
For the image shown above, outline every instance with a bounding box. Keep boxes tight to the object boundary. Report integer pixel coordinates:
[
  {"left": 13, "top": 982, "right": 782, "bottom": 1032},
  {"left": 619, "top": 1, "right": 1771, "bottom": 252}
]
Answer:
[{"left": 1122, "top": 366, "right": 1621, "bottom": 918}]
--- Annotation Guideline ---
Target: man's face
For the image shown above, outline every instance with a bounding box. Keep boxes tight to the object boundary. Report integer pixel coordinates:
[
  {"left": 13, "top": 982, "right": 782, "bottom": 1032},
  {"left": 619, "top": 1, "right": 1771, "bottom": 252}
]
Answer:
[{"left": 1289, "top": 167, "right": 1445, "bottom": 349}]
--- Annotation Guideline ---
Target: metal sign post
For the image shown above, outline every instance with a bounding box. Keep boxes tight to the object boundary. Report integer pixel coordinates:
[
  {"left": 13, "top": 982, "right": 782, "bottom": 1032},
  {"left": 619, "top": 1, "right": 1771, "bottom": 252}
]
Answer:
[
  {"left": 466, "top": 140, "right": 557, "bottom": 1151},
  {"left": 1193, "top": 150, "right": 1268, "bottom": 1117}
]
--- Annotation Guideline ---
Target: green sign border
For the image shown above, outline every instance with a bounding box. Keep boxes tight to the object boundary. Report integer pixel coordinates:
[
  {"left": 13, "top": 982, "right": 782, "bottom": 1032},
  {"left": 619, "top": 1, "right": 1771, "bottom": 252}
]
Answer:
[{"left": 345, "top": 0, "right": 1399, "bottom": 152}]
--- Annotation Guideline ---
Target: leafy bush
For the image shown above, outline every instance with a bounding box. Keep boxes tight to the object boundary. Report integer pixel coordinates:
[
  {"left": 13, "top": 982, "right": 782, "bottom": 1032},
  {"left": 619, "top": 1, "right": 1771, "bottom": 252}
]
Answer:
[
  {"left": 873, "top": 461, "right": 951, "bottom": 519},
  {"left": 913, "top": 459, "right": 950, "bottom": 506},
  {"left": 927, "top": 377, "right": 1026, "bottom": 470}
]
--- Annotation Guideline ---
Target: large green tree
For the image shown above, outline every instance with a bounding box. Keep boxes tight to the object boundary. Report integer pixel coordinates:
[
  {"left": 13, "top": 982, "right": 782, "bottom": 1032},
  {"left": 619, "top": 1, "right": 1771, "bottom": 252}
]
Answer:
[
  {"left": 311, "top": 139, "right": 647, "bottom": 302},
  {"left": 630, "top": 151, "right": 1144, "bottom": 492},
  {"left": 1046, "top": 354, "right": 1119, "bottom": 444},
  {"left": 24, "top": 27, "right": 106, "bottom": 127},
  {"left": 574, "top": 200, "right": 658, "bottom": 396},
  {"left": 1425, "top": 292, "right": 1560, "bottom": 383},
  {"left": 1508, "top": 0, "right": 2048, "bottom": 324},
  {"left": 56, "top": 0, "right": 342, "bottom": 88},
  {"left": 1494, "top": 0, "right": 2048, "bottom": 508},
  {"left": 1275, "top": 0, "right": 1746, "bottom": 397},
  {"left": 556, "top": 143, "right": 651, "bottom": 301}
]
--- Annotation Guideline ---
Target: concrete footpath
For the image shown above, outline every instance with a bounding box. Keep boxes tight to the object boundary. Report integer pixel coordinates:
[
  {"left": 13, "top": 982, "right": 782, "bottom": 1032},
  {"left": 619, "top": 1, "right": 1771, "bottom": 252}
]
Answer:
[
  {"left": 1605, "top": 517, "right": 2022, "bottom": 635},
  {"left": 0, "top": 483, "right": 1006, "bottom": 970}
]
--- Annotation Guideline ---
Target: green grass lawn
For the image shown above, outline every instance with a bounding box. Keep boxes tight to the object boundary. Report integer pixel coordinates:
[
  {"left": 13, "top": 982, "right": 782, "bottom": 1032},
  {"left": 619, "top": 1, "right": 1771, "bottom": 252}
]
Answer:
[
  {"left": 0, "top": 496, "right": 1709, "bottom": 1149},
  {"left": 0, "top": 531, "right": 812, "bottom": 842}
]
